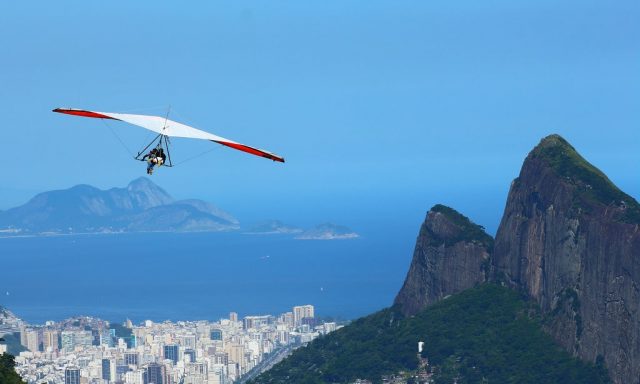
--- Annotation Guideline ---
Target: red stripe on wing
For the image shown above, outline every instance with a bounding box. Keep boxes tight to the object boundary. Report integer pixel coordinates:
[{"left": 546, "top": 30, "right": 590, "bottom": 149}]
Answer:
[
  {"left": 52, "top": 108, "right": 119, "bottom": 120},
  {"left": 213, "top": 140, "right": 285, "bottom": 163}
]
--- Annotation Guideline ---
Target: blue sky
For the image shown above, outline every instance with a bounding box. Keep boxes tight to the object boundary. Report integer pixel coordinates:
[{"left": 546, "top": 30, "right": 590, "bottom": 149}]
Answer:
[{"left": 1, "top": 0, "right": 638, "bottom": 234}]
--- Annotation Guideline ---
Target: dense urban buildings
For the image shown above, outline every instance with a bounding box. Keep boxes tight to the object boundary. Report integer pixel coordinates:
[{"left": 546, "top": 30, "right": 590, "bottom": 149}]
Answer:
[{"left": 6, "top": 304, "right": 340, "bottom": 383}]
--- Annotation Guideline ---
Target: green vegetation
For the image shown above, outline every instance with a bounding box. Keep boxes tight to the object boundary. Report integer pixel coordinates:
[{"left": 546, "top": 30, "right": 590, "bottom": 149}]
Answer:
[
  {"left": 532, "top": 134, "right": 640, "bottom": 223},
  {"left": 0, "top": 354, "right": 26, "bottom": 384},
  {"left": 429, "top": 204, "right": 494, "bottom": 249},
  {"left": 250, "top": 308, "right": 414, "bottom": 384},
  {"left": 252, "top": 284, "right": 609, "bottom": 384}
]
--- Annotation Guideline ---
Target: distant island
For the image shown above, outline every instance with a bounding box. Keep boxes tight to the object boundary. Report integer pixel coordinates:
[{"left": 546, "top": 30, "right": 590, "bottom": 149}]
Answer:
[
  {"left": 295, "top": 223, "right": 359, "bottom": 240},
  {"left": 244, "top": 220, "right": 303, "bottom": 235},
  {"left": 0, "top": 179, "right": 358, "bottom": 240},
  {"left": 0, "top": 178, "right": 239, "bottom": 235},
  {"left": 244, "top": 220, "right": 359, "bottom": 240}
]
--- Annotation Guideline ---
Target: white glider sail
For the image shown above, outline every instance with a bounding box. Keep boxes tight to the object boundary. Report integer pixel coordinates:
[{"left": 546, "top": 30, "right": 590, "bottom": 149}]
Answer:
[{"left": 53, "top": 108, "right": 285, "bottom": 163}]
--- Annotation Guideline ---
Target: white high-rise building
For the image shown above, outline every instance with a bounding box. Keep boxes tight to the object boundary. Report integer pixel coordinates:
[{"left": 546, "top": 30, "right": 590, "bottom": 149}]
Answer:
[
  {"left": 75, "top": 331, "right": 93, "bottom": 348},
  {"left": 293, "top": 305, "right": 315, "bottom": 326},
  {"left": 25, "top": 329, "right": 41, "bottom": 352},
  {"left": 323, "top": 322, "right": 337, "bottom": 333},
  {"left": 282, "top": 312, "right": 294, "bottom": 327},
  {"left": 125, "top": 369, "right": 147, "bottom": 384},
  {"left": 43, "top": 330, "right": 59, "bottom": 352},
  {"left": 19, "top": 326, "right": 28, "bottom": 347},
  {"left": 61, "top": 331, "right": 75, "bottom": 352}
]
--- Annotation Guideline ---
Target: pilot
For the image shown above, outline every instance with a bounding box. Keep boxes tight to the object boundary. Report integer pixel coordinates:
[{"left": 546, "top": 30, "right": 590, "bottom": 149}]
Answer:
[{"left": 142, "top": 148, "right": 159, "bottom": 175}]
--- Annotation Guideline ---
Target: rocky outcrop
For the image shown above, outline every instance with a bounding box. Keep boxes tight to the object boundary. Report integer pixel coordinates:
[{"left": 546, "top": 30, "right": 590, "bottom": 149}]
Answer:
[
  {"left": 394, "top": 204, "right": 493, "bottom": 316},
  {"left": 493, "top": 134, "right": 640, "bottom": 384},
  {"left": 0, "top": 307, "right": 24, "bottom": 335}
]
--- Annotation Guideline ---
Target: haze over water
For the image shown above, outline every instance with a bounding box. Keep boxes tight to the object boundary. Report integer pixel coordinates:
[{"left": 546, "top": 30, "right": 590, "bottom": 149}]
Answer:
[{"left": 0, "top": 227, "right": 413, "bottom": 325}]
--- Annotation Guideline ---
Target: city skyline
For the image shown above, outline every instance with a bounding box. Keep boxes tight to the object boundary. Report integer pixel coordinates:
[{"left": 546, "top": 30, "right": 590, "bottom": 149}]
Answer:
[{"left": 8, "top": 303, "right": 338, "bottom": 383}]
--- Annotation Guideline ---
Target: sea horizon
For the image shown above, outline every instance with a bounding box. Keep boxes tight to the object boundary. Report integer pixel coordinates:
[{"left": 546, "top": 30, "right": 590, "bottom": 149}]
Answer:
[{"left": 0, "top": 228, "right": 414, "bottom": 325}]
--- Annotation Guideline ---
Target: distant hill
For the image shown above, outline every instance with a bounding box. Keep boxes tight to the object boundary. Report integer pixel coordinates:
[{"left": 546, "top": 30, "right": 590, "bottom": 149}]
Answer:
[
  {"left": 0, "top": 306, "right": 24, "bottom": 334},
  {"left": 252, "top": 284, "right": 609, "bottom": 383},
  {"left": 0, "top": 178, "right": 239, "bottom": 235},
  {"left": 244, "top": 220, "right": 303, "bottom": 235},
  {"left": 0, "top": 307, "right": 26, "bottom": 356},
  {"left": 295, "top": 223, "right": 359, "bottom": 240}
]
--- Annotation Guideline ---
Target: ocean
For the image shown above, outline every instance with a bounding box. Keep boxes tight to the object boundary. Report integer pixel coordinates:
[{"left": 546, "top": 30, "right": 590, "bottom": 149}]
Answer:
[{"left": 0, "top": 228, "right": 415, "bottom": 324}]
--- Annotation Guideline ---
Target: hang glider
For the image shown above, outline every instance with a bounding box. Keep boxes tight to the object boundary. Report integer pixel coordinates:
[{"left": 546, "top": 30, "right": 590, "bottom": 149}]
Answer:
[{"left": 52, "top": 108, "right": 285, "bottom": 164}]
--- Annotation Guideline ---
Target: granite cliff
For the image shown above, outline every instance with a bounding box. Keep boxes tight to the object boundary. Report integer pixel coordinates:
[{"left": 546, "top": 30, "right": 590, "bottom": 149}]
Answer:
[
  {"left": 493, "top": 135, "right": 640, "bottom": 384},
  {"left": 395, "top": 134, "right": 640, "bottom": 383},
  {"left": 252, "top": 134, "right": 626, "bottom": 383},
  {"left": 394, "top": 204, "right": 493, "bottom": 316}
]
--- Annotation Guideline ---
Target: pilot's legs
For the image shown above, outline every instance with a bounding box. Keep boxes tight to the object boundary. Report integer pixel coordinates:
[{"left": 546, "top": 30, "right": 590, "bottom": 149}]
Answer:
[{"left": 147, "top": 159, "right": 155, "bottom": 175}]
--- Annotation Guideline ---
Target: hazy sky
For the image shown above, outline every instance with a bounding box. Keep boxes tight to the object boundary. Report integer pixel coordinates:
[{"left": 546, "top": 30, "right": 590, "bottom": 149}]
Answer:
[{"left": 1, "top": 0, "right": 638, "bottom": 234}]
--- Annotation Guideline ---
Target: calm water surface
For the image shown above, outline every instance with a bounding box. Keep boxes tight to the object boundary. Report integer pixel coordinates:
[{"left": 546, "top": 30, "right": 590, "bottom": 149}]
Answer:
[{"left": 0, "top": 229, "right": 414, "bottom": 324}]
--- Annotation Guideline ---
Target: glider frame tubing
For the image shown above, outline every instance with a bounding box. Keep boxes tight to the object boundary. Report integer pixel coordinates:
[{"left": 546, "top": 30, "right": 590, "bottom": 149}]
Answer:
[{"left": 135, "top": 133, "right": 174, "bottom": 167}]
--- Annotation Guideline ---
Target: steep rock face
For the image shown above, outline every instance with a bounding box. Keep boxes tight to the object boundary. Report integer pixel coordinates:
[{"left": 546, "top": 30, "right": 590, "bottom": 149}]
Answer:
[
  {"left": 394, "top": 205, "right": 493, "bottom": 316},
  {"left": 493, "top": 134, "right": 640, "bottom": 384}
]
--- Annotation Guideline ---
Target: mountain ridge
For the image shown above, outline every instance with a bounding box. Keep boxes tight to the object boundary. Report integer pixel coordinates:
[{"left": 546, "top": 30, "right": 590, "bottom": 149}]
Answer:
[
  {"left": 528, "top": 134, "right": 640, "bottom": 223},
  {"left": 253, "top": 133, "right": 638, "bottom": 384},
  {"left": 0, "top": 178, "right": 239, "bottom": 234},
  {"left": 493, "top": 134, "right": 640, "bottom": 383}
]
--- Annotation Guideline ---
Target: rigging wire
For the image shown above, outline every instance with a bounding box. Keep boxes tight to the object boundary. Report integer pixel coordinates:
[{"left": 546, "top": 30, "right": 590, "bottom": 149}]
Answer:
[
  {"left": 133, "top": 106, "right": 171, "bottom": 154},
  {"left": 100, "top": 105, "right": 223, "bottom": 167},
  {"left": 173, "top": 146, "right": 220, "bottom": 166},
  {"left": 101, "top": 119, "right": 135, "bottom": 157}
]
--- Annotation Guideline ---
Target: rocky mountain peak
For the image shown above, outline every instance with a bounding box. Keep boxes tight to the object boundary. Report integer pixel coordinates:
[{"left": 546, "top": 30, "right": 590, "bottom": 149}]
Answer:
[
  {"left": 523, "top": 134, "right": 639, "bottom": 223},
  {"left": 127, "top": 176, "right": 158, "bottom": 191},
  {"left": 124, "top": 177, "right": 173, "bottom": 209},
  {"left": 394, "top": 204, "right": 492, "bottom": 316},
  {"left": 493, "top": 134, "right": 640, "bottom": 384},
  {"left": 427, "top": 204, "right": 494, "bottom": 248}
]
